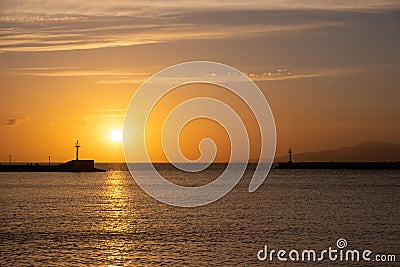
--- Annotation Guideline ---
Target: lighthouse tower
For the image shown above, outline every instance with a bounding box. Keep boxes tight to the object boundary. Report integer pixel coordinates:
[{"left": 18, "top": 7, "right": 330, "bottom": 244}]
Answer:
[
  {"left": 75, "top": 140, "right": 81, "bottom": 160},
  {"left": 288, "top": 148, "right": 293, "bottom": 163}
]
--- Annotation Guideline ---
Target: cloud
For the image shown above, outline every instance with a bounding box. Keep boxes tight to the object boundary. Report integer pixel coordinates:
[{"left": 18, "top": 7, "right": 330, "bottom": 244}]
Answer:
[
  {"left": 1, "top": 1, "right": 398, "bottom": 53},
  {"left": 131, "top": 66, "right": 364, "bottom": 84},
  {"left": 87, "top": 109, "right": 126, "bottom": 118},
  {"left": 0, "top": 12, "right": 345, "bottom": 52},
  {"left": 0, "top": 1, "right": 398, "bottom": 17},
  {"left": 94, "top": 79, "right": 145, "bottom": 84},
  {"left": 2, "top": 66, "right": 152, "bottom": 84},
  {"left": 4, "top": 62, "right": 374, "bottom": 84},
  {"left": 247, "top": 67, "right": 362, "bottom": 81},
  {"left": 1, "top": 65, "right": 366, "bottom": 84},
  {"left": 3, "top": 116, "right": 30, "bottom": 127},
  {"left": 81, "top": 109, "right": 126, "bottom": 126},
  {"left": 6, "top": 68, "right": 135, "bottom": 77}
]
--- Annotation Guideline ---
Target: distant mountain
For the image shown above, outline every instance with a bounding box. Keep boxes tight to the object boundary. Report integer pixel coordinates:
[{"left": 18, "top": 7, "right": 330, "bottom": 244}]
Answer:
[{"left": 275, "top": 142, "right": 400, "bottom": 162}]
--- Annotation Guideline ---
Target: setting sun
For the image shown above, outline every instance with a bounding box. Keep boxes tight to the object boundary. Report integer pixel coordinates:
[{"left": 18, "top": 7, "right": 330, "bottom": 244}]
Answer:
[{"left": 109, "top": 129, "right": 122, "bottom": 142}]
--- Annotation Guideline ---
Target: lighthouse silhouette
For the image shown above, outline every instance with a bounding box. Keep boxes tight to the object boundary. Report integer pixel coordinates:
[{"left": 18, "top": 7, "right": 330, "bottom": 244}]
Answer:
[{"left": 75, "top": 140, "right": 81, "bottom": 160}]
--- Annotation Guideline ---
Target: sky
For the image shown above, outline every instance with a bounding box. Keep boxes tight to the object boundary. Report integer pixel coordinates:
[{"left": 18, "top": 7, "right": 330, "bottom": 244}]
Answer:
[{"left": 1, "top": 0, "right": 399, "bottom": 162}]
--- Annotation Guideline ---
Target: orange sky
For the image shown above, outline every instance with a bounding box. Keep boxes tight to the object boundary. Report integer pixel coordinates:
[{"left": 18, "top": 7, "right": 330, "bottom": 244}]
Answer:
[{"left": 1, "top": 1, "right": 399, "bottom": 162}]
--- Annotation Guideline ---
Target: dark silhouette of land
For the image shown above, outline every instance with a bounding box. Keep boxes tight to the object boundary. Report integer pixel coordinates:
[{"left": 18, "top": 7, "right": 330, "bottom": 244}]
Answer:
[
  {"left": 0, "top": 160, "right": 105, "bottom": 172},
  {"left": 275, "top": 142, "right": 400, "bottom": 170},
  {"left": 0, "top": 140, "right": 105, "bottom": 172},
  {"left": 275, "top": 142, "right": 400, "bottom": 162},
  {"left": 276, "top": 161, "right": 400, "bottom": 170}
]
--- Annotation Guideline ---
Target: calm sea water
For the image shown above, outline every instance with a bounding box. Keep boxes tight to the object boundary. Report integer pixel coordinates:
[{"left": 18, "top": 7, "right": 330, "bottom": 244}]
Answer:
[{"left": 0, "top": 165, "right": 399, "bottom": 266}]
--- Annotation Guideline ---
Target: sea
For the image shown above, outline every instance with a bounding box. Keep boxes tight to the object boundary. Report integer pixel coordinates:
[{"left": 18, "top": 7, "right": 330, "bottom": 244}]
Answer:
[{"left": 0, "top": 164, "right": 399, "bottom": 266}]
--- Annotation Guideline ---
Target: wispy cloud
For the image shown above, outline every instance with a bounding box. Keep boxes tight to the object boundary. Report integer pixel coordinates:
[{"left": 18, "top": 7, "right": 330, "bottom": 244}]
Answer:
[
  {"left": 3, "top": 116, "right": 30, "bottom": 127},
  {"left": 5, "top": 68, "right": 135, "bottom": 77},
  {"left": 2, "top": 65, "right": 365, "bottom": 84},
  {"left": 0, "top": 15, "right": 84, "bottom": 23},
  {"left": 0, "top": 1, "right": 398, "bottom": 17},
  {"left": 94, "top": 79, "right": 145, "bottom": 84},
  {"left": 81, "top": 109, "right": 125, "bottom": 126},
  {"left": 247, "top": 67, "right": 362, "bottom": 81},
  {"left": 0, "top": 12, "right": 344, "bottom": 52},
  {"left": 2, "top": 1, "right": 398, "bottom": 53},
  {"left": 2, "top": 66, "right": 152, "bottom": 84}
]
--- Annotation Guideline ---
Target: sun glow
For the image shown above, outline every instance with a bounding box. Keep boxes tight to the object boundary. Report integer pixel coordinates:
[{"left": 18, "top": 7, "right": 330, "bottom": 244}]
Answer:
[{"left": 109, "top": 129, "right": 122, "bottom": 142}]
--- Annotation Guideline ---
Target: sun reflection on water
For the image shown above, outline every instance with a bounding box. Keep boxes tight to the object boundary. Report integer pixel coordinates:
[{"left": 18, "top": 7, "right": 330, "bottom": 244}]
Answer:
[
  {"left": 94, "top": 171, "right": 137, "bottom": 265},
  {"left": 103, "top": 171, "right": 130, "bottom": 231}
]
